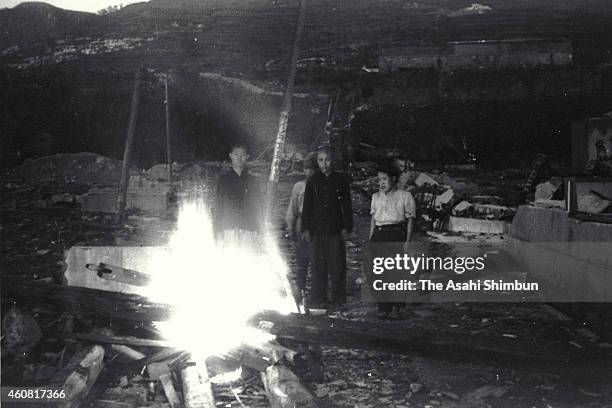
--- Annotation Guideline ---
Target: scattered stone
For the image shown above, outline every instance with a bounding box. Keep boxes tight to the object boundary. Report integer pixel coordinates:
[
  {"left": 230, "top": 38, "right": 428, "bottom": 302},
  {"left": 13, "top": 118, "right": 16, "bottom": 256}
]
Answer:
[
  {"left": 414, "top": 172, "right": 439, "bottom": 187},
  {"left": 35, "top": 249, "right": 51, "bottom": 256},
  {"left": 578, "top": 388, "right": 602, "bottom": 397},
  {"left": 468, "top": 385, "right": 508, "bottom": 399},
  {"left": 410, "top": 383, "right": 423, "bottom": 393},
  {"left": 441, "top": 391, "right": 460, "bottom": 400},
  {"left": 1, "top": 306, "right": 42, "bottom": 355},
  {"left": 315, "top": 386, "right": 329, "bottom": 398},
  {"left": 577, "top": 191, "right": 611, "bottom": 214},
  {"left": 535, "top": 180, "right": 561, "bottom": 200}
]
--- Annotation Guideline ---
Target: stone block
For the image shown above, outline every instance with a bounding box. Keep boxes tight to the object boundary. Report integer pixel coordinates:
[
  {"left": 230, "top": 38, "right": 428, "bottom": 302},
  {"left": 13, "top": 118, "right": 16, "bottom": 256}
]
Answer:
[
  {"left": 64, "top": 246, "right": 169, "bottom": 294},
  {"left": 447, "top": 216, "right": 508, "bottom": 234}
]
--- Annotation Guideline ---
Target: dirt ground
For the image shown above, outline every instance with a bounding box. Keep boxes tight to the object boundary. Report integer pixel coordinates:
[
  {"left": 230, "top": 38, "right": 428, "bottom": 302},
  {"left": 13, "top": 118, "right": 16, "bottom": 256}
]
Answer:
[{"left": 2, "top": 175, "right": 612, "bottom": 407}]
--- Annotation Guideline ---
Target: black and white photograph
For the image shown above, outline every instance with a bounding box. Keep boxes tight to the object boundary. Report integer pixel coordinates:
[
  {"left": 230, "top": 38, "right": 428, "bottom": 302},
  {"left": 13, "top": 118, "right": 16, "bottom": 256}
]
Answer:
[{"left": 1, "top": 0, "right": 612, "bottom": 406}]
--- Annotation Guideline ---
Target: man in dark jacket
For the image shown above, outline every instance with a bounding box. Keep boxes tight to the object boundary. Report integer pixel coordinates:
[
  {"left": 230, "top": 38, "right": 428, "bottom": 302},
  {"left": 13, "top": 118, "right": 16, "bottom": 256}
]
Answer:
[
  {"left": 214, "top": 143, "right": 263, "bottom": 249},
  {"left": 301, "top": 147, "right": 353, "bottom": 309}
]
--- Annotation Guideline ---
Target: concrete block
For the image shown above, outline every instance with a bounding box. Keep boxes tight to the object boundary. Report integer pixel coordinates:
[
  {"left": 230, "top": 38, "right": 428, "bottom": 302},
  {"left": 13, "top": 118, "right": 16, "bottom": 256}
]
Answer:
[
  {"left": 535, "top": 181, "right": 559, "bottom": 200},
  {"left": 64, "top": 246, "right": 169, "bottom": 294},
  {"left": 414, "top": 172, "right": 439, "bottom": 187},
  {"left": 510, "top": 205, "right": 612, "bottom": 242},
  {"left": 578, "top": 192, "right": 611, "bottom": 214},
  {"left": 435, "top": 189, "right": 454, "bottom": 210},
  {"left": 452, "top": 200, "right": 471, "bottom": 214},
  {"left": 447, "top": 216, "right": 509, "bottom": 234}
]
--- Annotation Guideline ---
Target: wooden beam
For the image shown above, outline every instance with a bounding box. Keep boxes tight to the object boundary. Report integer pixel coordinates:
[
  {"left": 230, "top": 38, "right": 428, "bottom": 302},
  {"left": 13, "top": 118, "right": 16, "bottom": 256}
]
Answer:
[
  {"left": 160, "top": 373, "right": 182, "bottom": 408},
  {"left": 67, "top": 333, "right": 172, "bottom": 348},
  {"left": 110, "top": 344, "right": 146, "bottom": 360},
  {"left": 261, "top": 363, "right": 319, "bottom": 408},
  {"left": 2, "top": 279, "right": 173, "bottom": 322},
  {"left": 51, "top": 345, "right": 105, "bottom": 408},
  {"left": 181, "top": 362, "right": 216, "bottom": 408},
  {"left": 254, "top": 311, "right": 595, "bottom": 369}
]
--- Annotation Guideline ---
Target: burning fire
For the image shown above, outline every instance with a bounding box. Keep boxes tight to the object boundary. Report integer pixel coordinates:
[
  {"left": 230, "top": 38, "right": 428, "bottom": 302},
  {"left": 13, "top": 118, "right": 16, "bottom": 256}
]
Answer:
[{"left": 144, "top": 200, "right": 296, "bottom": 360}]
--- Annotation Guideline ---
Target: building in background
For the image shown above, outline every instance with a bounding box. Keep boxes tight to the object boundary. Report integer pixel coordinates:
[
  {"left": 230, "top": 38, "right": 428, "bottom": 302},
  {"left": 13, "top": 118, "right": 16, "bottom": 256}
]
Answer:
[{"left": 380, "top": 38, "right": 572, "bottom": 72}]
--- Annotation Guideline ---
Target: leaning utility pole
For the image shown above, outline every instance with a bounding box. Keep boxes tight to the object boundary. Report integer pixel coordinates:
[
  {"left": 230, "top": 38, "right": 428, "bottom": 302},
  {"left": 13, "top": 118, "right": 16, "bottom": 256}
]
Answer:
[
  {"left": 164, "top": 75, "right": 172, "bottom": 183},
  {"left": 265, "top": 0, "right": 307, "bottom": 226},
  {"left": 116, "top": 67, "right": 143, "bottom": 224}
]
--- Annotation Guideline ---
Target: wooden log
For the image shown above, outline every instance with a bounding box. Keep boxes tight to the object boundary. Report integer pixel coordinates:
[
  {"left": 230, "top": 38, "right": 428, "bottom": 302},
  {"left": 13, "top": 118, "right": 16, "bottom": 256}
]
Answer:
[
  {"left": 89, "top": 328, "right": 148, "bottom": 360},
  {"left": 67, "top": 332, "right": 172, "bottom": 348},
  {"left": 160, "top": 373, "right": 182, "bottom": 408},
  {"left": 261, "top": 364, "right": 319, "bottom": 408},
  {"left": 253, "top": 311, "right": 597, "bottom": 369},
  {"left": 51, "top": 345, "right": 105, "bottom": 408},
  {"left": 181, "top": 362, "right": 216, "bottom": 408},
  {"left": 2, "top": 279, "right": 173, "bottom": 322},
  {"left": 110, "top": 344, "right": 146, "bottom": 360}
]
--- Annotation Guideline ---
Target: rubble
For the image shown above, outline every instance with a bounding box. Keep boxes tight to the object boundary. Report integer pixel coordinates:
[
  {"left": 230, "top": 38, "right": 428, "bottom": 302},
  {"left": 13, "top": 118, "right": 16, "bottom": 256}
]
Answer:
[
  {"left": 577, "top": 191, "right": 611, "bottom": 214},
  {"left": 4, "top": 153, "right": 129, "bottom": 187},
  {"left": 414, "top": 172, "right": 439, "bottom": 187},
  {"left": 1, "top": 306, "right": 42, "bottom": 355},
  {"left": 535, "top": 179, "right": 562, "bottom": 200},
  {"left": 446, "top": 216, "right": 509, "bottom": 234}
]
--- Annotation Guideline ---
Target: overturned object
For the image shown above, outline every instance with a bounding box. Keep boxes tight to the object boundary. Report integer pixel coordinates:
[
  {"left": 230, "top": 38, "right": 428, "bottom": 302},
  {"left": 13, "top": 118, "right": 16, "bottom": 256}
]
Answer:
[{"left": 578, "top": 191, "right": 611, "bottom": 214}]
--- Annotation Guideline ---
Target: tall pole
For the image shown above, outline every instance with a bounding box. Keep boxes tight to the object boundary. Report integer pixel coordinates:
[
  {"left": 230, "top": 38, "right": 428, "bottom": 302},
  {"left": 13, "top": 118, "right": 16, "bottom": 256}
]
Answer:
[
  {"left": 164, "top": 75, "right": 172, "bottom": 183},
  {"left": 265, "top": 0, "right": 307, "bottom": 226},
  {"left": 116, "top": 67, "right": 143, "bottom": 224}
]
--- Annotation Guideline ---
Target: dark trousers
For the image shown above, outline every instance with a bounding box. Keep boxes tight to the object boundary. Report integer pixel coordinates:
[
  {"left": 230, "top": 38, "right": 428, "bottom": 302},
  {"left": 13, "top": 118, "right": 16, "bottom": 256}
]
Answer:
[
  {"left": 310, "top": 234, "right": 346, "bottom": 306},
  {"left": 370, "top": 223, "right": 406, "bottom": 313}
]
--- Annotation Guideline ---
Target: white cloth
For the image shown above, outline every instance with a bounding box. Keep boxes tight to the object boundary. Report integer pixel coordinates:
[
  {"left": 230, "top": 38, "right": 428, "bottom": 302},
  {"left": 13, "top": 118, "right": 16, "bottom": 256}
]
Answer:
[
  {"left": 370, "top": 189, "right": 416, "bottom": 226},
  {"left": 286, "top": 180, "right": 306, "bottom": 232}
]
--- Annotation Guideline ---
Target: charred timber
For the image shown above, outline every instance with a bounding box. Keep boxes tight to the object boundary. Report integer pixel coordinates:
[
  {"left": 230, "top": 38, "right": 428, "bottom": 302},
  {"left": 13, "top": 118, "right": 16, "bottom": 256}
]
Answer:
[{"left": 1, "top": 279, "right": 174, "bottom": 322}]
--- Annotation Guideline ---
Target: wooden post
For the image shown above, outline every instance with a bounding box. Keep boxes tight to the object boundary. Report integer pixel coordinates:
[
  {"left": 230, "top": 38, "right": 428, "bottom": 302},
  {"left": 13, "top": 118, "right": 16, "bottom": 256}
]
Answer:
[
  {"left": 265, "top": 0, "right": 307, "bottom": 226},
  {"left": 116, "top": 67, "right": 143, "bottom": 224},
  {"left": 261, "top": 364, "right": 319, "bottom": 408},
  {"left": 51, "top": 345, "right": 105, "bottom": 408},
  {"left": 164, "top": 74, "right": 172, "bottom": 183},
  {"left": 181, "top": 362, "right": 216, "bottom": 408}
]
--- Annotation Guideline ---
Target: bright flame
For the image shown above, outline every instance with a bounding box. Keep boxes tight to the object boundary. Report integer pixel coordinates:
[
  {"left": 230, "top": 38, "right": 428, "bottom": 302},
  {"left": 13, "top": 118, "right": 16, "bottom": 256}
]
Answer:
[{"left": 144, "top": 200, "right": 295, "bottom": 359}]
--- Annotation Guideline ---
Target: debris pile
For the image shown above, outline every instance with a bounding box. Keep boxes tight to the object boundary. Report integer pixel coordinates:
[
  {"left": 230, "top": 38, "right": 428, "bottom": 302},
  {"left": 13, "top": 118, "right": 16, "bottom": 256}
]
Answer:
[
  {"left": 4, "top": 153, "right": 128, "bottom": 188},
  {"left": 350, "top": 163, "right": 517, "bottom": 235}
]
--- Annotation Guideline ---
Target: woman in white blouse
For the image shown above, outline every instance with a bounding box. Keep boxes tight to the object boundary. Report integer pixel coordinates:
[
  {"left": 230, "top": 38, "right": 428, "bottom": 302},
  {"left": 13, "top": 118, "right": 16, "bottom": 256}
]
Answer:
[{"left": 369, "top": 162, "right": 416, "bottom": 318}]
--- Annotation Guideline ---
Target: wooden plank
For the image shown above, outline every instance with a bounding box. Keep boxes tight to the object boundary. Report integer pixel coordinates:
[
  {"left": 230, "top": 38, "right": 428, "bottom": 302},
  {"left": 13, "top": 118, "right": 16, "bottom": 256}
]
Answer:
[
  {"left": 253, "top": 311, "right": 594, "bottom": 368},
  {"left": 261, "top": 364, "right": 319, "bottom": 408},
  {"left": 110, "top": 344, "right": 146, "bottom": 360},
  {"left": 181, "top": 363, "right": 216, "bottom": 408},
  {"left": 51, "top": 345, "right": 105, "bottom": 408},
  {"left": 160, "top": 373, "right": 182, "bottom": 408},
  {"left": 1, "top": 279, "right": 173, "bottom": 322},
  {"left": 67, "top": 332, "right": 172, "bottom": 348}
]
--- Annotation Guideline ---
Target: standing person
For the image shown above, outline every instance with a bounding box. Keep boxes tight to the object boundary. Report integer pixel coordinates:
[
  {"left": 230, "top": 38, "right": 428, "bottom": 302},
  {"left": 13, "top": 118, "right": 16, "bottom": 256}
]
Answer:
[
  {"left": 369, "top": 162, "right": 416, "bottom": 319},
  {"left": 213, "top": 143, "right": 263, "bottom": 249},
  {"left": 301, "top": 147, "right": 353, "bottom": 310},
  {"left": 286, "top": 157, "right": 317, "bottom": 301}
]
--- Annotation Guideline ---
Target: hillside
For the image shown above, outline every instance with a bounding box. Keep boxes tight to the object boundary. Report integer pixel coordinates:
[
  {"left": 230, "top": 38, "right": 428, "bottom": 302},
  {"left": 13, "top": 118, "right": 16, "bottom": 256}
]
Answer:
[
  {"left": 2, "top": 0, "right": 612, "bottom": 168},
  {"left": 0, "top": 2, "right": 97, "bottom": 49}
]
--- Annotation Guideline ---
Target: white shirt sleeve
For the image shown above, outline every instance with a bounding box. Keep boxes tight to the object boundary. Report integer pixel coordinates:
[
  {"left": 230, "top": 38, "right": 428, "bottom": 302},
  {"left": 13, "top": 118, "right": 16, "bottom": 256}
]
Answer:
[
  {"left": 370, "top": 193, "right": 377, "bottom": 216},
  {"left": 404, "top": 191, "right": 416, "bottom": 219}
]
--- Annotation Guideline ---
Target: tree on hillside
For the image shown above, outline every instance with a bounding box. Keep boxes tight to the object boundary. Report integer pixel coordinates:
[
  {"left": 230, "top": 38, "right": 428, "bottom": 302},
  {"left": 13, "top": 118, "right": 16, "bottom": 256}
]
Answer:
[{"left": 97, "top": 4, "right": 123, "bottom": 15}]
